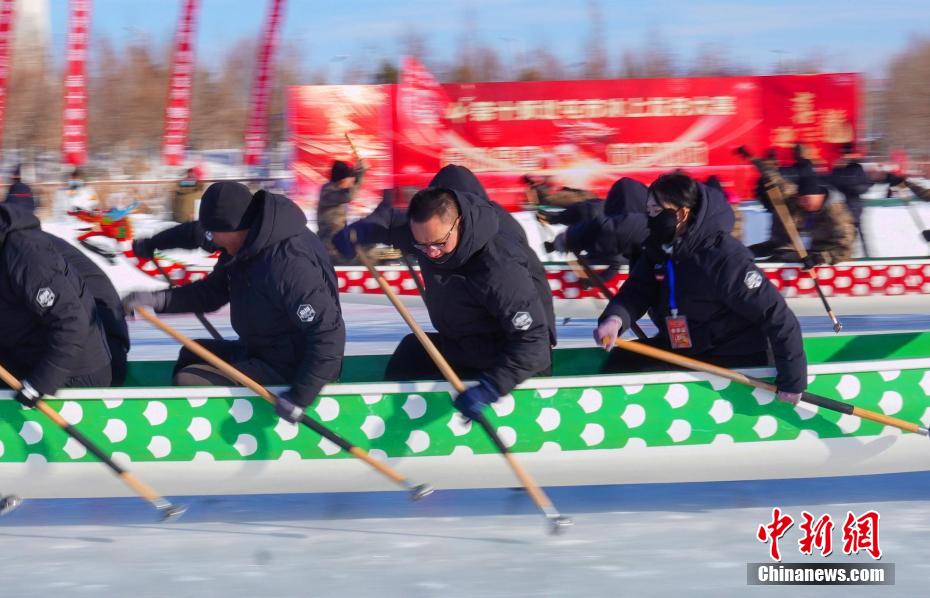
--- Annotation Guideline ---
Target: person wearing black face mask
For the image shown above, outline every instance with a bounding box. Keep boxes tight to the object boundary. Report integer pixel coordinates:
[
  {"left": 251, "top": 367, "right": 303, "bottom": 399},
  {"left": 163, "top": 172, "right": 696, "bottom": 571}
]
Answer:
[
  {"left": 593, "top": 172, "right": 807, "bottom": 405},
  {"left": 334, "top": 165, "right": 555, "bottom": 422}
]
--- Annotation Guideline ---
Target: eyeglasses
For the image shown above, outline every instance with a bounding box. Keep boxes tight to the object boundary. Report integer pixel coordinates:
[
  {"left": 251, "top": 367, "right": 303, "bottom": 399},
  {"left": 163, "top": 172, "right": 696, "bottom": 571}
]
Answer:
[{"left": 412, "top": 216, "right": 460, "bottom": 253}]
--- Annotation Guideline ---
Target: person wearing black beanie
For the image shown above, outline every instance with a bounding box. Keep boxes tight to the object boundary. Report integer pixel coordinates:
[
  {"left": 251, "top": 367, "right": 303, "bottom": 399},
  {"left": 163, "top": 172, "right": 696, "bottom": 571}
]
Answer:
[
  {"left": 750, "top": 163, "right": 856, "bottom": 268},
  {"left": 123, "top": 184, "right": 346, "bottom": 424},
  {"left": 317, "top": 158, "right": 366, "bottom": 265}
]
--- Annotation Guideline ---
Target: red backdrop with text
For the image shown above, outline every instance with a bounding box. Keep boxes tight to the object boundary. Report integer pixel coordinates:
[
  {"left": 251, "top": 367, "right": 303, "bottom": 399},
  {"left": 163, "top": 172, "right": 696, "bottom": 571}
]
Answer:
[{"left": 289, "top": 66, "right": 859, "bottom": 213}]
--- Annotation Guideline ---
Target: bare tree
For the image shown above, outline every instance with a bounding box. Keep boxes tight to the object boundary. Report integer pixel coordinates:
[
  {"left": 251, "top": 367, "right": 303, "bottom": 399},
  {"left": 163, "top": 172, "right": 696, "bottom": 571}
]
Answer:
[
  {"left": 582, "top": 0, "right": 608, "bottom": 79},
  {"left": 881, "top": 36, "right": 930, "bottom": 157}
]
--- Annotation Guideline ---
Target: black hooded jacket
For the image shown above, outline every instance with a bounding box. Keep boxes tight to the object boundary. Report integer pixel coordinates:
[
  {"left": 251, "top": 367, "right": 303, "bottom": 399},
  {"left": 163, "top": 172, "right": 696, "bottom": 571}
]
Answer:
[
  {"left": 5, "top": 182, "right": 35, "bottom": 211},
  {"left": 600, "top": 183, "right": 806, "bottom": 393},
  {"left": 0, "top": 204, "right": 111, "bottom": 395},
  {"left": 563, "top": 178, "right": 649, "bottom": 265},
  {"left": 354, "top": 165, "right": 555, "bottom": 394},
  {"left": 6, "top": 189, "right": 128, "bottom": 354},
  {"left": 48, "top": 235, "right": 129, "bottom": 354},
  {"left": 159, "top": 192, "right": 345, "bottom": 406}
]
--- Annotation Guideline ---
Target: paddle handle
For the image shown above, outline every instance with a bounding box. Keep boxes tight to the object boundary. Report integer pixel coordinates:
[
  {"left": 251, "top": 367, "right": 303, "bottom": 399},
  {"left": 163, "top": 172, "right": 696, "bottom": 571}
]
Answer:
[
  {"left": 150, "top": 256, "right": 224, "bottom": 341},
  {"left": 575, "top": 254, "right": 648, "bottom": 342},
  {"left": 354, "top": 248, "right": 563, "bottom": 515},
  {"left": 612, "top": 339, "right": 928, "bottom": 436},
  {"left": 0, "top": 363, "right": 171, "bottom": 509},
  {"left": 135, "top": 308, "right": 410, "bottom": 485},
  {"left": 345, "top": 133, "right": 359, "bottom": 160},
  {"left": 354, "top": 251, "right": 466, "bottom": 393},
  {"left": 755, "top": 167, "right": 842, "bottom": 333}
]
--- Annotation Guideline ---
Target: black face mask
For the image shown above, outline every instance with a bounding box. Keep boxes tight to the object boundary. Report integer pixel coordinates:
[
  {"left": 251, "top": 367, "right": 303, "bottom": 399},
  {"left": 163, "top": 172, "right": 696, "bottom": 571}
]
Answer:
[{"left": 647, "top": 209, "right": 679, "bottom": 245}]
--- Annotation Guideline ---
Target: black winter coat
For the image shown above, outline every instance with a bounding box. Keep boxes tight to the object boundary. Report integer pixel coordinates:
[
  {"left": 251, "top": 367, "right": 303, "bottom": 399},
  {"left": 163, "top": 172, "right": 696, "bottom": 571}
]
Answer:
[
  {"left": 0, "top": 204, "right": 111, "bottom": 395},
  {"left": 356, "top": 165, "right": 555, "bottom": 394},
  {"left": 48, "top": 235, "right": 129, "bottom": 353},
  {"left": 159, "top": 192, "right": 345, "bottom": 406},
  {"left": 143, "top": 220, "right": 217, "bottom": 254},
  {"left": 600, "top": 183, "right": 807, "bottom": 393},
  {"left": 564, "top": 178, "right": 649, "bottom": 265}
]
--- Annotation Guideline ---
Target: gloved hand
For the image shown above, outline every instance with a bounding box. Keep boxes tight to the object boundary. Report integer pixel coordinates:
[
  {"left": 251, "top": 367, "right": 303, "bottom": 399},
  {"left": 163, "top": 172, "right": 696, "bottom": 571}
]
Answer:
[
  {"left": 453, "top": 377, "right": 500, "bottom": 421},
  {"left": 14, "top": 380, "right": 41, "bottom": 409},
  {"left": 776, "top": 390, "right": 802, "bottom": 405},
  {"left": 131, "top": 238, "right": 155, "bottom": 260},
  {"left": 274, "top": 391, "right": 305, "bottom": 424},
  {"left": 922, "top": 230, "right": 930, "bottom": 243},
  {"left": 594, "top": 316, "right": 623, "bottom": 350},
  {"left": 801, "top": 253, "right": 825, "bottom": 271},
  {"left": 121, "top": 290, "right": 168, "bottom": 316}
]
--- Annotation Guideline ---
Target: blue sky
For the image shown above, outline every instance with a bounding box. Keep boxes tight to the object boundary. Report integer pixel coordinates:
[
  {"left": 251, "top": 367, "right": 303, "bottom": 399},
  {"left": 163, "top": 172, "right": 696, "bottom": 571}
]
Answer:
[{"left": 46, "top": 0, "right": 928, "bottom": 79}]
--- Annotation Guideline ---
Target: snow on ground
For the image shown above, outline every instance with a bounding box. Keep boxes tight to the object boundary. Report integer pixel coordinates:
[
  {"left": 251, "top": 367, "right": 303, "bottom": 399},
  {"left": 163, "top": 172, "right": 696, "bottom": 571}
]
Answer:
[{"left": 2, "top": 473, "right": 928, "bottom": 596}]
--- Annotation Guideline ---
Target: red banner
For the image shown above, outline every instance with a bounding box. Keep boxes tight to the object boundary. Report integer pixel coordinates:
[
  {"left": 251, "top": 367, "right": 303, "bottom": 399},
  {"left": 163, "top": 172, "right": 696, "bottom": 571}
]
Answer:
[
  {"left": 289, "top": 84, "right": 395, "bottom": 216},
  {"left": 62, "top": 0, "right": 90, "bottom": 166},
  {"left": 243, "top": 0, "right": 285, "bottom": 166},
  {"left": 289, "top": 68, "right": 860, "bottom": 211},
  {"left": 758, "top": 73, "right": 859, "bottom": 166},
  {"left": 0, "top": 0, "right": 15, "bottom": 155},
  {"left": 162, "top": 0, "right": 199, "bottom": 166}
]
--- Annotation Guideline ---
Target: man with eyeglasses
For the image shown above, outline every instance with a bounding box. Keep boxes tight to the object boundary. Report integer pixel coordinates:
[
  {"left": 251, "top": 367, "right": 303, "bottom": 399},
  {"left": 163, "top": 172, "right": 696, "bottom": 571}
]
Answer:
[
  {"left": 122, "top": 182, "right": 346, "bottom": 424},
  {"left": 335, "top": 165, "right": 555, "bottom": 421}
]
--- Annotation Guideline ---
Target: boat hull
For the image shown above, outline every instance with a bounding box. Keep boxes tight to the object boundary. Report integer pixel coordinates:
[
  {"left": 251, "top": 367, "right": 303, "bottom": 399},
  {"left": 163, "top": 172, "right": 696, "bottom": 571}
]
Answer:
[{"left": 2, "top": 349, "right": 928, "bottom": 498}]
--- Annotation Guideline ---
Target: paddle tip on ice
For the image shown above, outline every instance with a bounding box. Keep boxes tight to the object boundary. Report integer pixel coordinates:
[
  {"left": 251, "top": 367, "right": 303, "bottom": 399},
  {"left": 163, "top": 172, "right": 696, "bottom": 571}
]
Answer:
[
  {"left": 0, "top": 494, "right": 22, "bottom": 516},
  {"left": 548, "top": 514, "right": 574, "bottom": 534},
  {"left": 157, "top": 501, "right": 188, "bottom": 523},
  {"left": 409, "top": 483, "right": 435, "bottom": 501}
]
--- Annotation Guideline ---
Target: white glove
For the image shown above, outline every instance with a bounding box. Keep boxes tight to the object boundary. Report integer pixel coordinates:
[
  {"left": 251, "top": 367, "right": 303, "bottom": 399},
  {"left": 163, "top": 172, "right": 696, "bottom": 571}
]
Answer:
[{"left": 594, "top": 316, "right": 623, "bottom": 350}]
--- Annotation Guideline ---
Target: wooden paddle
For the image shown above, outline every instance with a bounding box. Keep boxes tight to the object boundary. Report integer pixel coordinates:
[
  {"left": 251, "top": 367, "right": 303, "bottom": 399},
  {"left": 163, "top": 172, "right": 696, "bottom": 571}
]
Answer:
[
  {"left": 573, "top": 253, "right": 648, "bottom": 341},
  {"left": 736, "top": 147, "right": 842, "bottom": 333},
  {"left": 150, "top": 254, "right": 223, "bottom": 341},
  {"left": 609, "top": 338, "right": 929, "bottom": 436},
  {"left": 135, "top": 308, "right": 433, "bottom": 500},
  {"left": 352, "top": 245, "right": 573, "bottom": 533},
  {"left": 0, "top": 363, "right": 186, "bottom": 521}
]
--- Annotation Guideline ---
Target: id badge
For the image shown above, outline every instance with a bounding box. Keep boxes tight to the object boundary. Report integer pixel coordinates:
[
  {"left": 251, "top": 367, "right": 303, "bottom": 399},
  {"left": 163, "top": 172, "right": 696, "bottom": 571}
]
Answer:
[{"left": 665, "top": 315, "right": 693, "bottom": 349}]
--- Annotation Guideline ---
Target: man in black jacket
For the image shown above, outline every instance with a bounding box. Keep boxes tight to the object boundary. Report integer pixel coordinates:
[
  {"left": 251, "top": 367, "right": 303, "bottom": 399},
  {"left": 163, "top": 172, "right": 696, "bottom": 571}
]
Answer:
[
  {"left": 594, "top": 172, "right": 806, "bottom": 403},
  {"left": 0, "top": 203, "right": 113, "bottom": 406},
  {"left": 4, "top": 183, "right": 130, "bottom": 386},
  {"left": 335, "top": 165, "right": 555, "bottom": 421},
  {"left": 123, "top": 182, "right": 346, "bottom": 422}
]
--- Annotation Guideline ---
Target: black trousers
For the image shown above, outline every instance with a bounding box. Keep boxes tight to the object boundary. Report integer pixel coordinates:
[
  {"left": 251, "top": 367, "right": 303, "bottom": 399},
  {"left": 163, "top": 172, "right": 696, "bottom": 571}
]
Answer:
[
  {"left": 602, "top": 335, "right": 770, "bottom": 374},
  {"left": 107, "top": 335, "right": 128, "bottom": 387},
  {"left": 385, "top": 333, "right": 552, "bottom": 383},
  {"left": 172, "top": 338, "right": 288, "bottom": 387},
  {"left": 0, "top": 358, "right": 111, "bottom": 391}
]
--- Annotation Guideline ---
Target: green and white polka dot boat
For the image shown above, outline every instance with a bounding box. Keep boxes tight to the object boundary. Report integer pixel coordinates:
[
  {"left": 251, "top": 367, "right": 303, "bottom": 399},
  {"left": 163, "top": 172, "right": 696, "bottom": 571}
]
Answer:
[{"left": 2, "top": 331, "right": 929, "bottom": 498}]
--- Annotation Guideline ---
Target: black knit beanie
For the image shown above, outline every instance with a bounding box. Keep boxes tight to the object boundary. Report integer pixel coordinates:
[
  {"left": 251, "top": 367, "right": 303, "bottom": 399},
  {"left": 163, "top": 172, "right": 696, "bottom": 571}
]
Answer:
[{"left": 199, "top": 182, "right": 257, "bottom": 232}]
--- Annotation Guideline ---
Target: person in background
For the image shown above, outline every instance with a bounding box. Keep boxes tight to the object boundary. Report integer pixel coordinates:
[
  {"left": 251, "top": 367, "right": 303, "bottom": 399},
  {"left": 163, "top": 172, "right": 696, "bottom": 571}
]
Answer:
[
  {"left": 830, "top": 142, "right": 872, "bottom": 256},
  {"left": 750, "top": 162, "right": 856, "bottom": 268},
  {"left": 172, "top": 167, "right": 203, "bottom": 223},
  {"left": 318, "top": 159, "right": 366, "bottom": 265}
]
